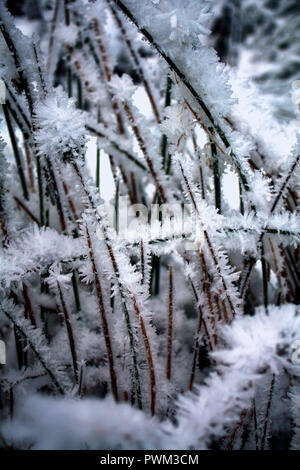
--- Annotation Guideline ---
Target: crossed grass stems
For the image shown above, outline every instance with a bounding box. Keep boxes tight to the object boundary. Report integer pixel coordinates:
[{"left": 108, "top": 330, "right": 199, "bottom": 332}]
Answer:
[{"left": 0, "top": 0, "right": 299, "bottom": 448}]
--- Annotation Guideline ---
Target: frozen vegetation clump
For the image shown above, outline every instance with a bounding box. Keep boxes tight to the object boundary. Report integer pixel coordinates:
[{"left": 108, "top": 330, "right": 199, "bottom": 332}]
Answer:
[{"left": 0, "top": 0, "right": 299, "bottom": 450}]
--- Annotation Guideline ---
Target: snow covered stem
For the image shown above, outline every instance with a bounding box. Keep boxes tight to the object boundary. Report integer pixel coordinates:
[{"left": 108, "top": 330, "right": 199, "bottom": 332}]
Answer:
[
  {"left": 2, "top": 307, "right": 65, "bottom": 396},
  {"left": 85, "top": 224, "right": 118, "bottom": 401}
]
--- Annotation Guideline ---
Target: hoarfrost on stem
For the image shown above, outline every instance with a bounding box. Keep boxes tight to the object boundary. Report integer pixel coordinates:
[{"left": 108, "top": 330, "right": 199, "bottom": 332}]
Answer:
[{"left": 0, "top": 0, "right": 299, "bottom": 451}]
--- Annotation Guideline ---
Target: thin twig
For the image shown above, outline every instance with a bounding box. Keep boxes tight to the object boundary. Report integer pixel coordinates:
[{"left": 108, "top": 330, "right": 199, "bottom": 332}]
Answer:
[
  {"left": 57, "top": 280, "right": 79, "bottom": 383},
  {"left": 85, "top": 225, "right": 118, "bottom": 401},
  {"left": 166, "top": 266, "right": 173, "bottom": 382}
]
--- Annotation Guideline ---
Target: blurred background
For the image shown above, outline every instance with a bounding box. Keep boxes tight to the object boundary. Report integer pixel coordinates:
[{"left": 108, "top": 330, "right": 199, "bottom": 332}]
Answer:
[{"left": 6, "top": 0, "right": 300, "bottom": 122}]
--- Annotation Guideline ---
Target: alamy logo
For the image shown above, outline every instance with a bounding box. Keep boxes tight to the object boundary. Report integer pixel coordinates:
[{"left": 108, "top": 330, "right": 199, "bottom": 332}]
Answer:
[
  {"left": 0, "top": 79, "right": 5, "bottom": 104},
  {"left": 96, "top": 196, "right": 201, "bottom": 251},
  {"left": 0, "top": 340, "right": 6, "bottom": 365}
]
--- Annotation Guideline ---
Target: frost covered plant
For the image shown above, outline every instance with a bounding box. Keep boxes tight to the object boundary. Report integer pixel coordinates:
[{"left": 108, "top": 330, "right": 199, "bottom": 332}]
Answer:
[
  {"left": 0, "top": 0, "right": 299, "bottom": 451},
  {"left": 34, "top": 87, "right": 87, "bottom": 162}
]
